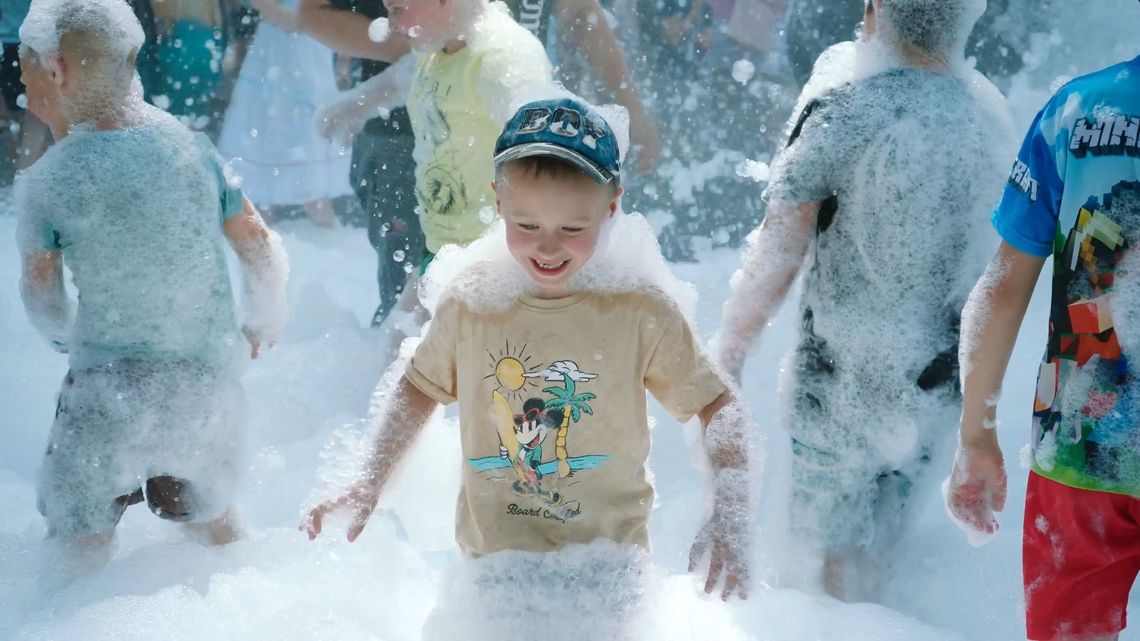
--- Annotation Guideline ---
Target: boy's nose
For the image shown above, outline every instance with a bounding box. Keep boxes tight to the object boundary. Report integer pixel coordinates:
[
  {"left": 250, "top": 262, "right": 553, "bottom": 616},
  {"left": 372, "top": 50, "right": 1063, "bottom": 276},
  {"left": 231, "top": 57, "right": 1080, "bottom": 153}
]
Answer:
[{"left": 536, "top": 236, "right": 561, "bottom": 258}]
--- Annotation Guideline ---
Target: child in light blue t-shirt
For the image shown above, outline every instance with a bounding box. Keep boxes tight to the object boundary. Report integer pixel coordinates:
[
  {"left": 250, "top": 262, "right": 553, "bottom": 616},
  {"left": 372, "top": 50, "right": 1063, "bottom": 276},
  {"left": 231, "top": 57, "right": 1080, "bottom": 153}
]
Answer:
[{"left": 15, "top": 0, "right": 289, "bottom": 550}]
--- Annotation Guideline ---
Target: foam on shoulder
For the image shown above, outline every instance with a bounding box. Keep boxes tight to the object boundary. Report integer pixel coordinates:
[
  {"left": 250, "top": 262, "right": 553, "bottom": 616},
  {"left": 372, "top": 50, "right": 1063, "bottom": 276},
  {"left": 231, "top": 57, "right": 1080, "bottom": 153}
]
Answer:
[{"left": 421, "top": 212, "right": 697, "bottom": 323}]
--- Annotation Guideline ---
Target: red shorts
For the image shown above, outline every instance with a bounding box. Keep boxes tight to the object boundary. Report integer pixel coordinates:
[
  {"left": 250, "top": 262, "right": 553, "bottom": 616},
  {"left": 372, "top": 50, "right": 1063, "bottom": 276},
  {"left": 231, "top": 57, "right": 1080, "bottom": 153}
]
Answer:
[{"left": 1024, "top": 472, "right": 1140, "bottom": 641}]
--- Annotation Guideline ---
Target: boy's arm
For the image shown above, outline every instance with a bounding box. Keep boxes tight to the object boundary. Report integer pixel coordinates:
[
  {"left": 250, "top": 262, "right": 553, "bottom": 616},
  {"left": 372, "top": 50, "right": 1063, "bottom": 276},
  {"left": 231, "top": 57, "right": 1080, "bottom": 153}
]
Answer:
[
  {"left": 249, "top": 0, "right": 301, "bottom": 32},
  {"left": 303, "top": 375, "right": 440, "bottom": 541},
  {"left": 689, "top": 391, "right": 752, "bottom": 600},
  {"left": 19, "top": 249, "right": 73, "bottom": 351},
  {"left": 947, "top": 241, "right": 1044, "bottom": 533},
  {"left": 715, "top": 200, "right": 818, "bottom": 381},
  {"left": 315, "top": 54, "right": 415, "bottom": 146},
  {"left": 224, "top": 197, "right": 290, "bottom": 359},
  {"left": 552, "top": 0, "right": 662, "bottom": 173},
  {"left": 297, "top": 0, "right": 412, "bottom": 61}
]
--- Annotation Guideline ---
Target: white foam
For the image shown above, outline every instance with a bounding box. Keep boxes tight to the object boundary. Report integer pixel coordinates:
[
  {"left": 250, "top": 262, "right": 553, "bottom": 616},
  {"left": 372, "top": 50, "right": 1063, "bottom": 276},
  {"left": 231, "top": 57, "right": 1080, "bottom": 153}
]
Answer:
[
  {"left": 420, "top": 212, "right": 697, "bottom": 323},
  {"left": 20, "top": 0, "right": 144, "bottom": 57}
]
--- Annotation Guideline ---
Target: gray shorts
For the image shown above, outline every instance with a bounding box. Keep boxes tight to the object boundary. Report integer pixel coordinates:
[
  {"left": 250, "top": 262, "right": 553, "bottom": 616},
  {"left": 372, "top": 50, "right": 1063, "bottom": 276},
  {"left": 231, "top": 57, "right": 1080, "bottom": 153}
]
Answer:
[
  {"left": 36, "top": 359, "right": 247, "bottom": 538},
  {"left": 784, "top": 329, "right": 958, "bottom": 551}
]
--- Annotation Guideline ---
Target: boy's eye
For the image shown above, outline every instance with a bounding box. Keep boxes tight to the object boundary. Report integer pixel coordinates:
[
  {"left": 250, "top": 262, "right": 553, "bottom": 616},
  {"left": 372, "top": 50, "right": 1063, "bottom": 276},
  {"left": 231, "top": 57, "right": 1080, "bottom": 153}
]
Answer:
[
  {"left": 561, "top": 227, "right": 584, "bottom": 234},
  {"left": 518, "top": 223, "right": 539, "bottom": 232}
]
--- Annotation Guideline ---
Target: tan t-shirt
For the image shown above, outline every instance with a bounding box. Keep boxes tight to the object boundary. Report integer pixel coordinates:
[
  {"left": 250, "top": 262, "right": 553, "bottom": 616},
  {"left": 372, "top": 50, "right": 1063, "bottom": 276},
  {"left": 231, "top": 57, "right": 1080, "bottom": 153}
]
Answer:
[{"left": 405, "top": 290, "right": 728, "bottom": 557}]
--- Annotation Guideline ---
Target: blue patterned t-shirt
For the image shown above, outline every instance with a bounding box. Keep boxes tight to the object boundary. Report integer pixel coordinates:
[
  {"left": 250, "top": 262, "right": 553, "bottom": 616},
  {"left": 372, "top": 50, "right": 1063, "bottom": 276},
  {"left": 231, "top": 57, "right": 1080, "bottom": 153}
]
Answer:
[{"left": 992, "top": 56, "right": 1140, "bottom": 494}]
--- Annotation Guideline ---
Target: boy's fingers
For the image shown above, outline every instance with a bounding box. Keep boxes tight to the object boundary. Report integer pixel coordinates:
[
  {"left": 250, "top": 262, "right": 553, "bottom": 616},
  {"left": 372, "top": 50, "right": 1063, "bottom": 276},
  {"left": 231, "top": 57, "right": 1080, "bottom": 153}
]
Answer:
[
  {"left": 705, "top": 549, "right": 725, "bottom": 594},
  {"left": 721, "top": 573, "right": 740, "bottom": 601},
  {"left": 949, "top": 489, "right": 987, "bottom": 531},
  {"left": 346, "top": 504, "right": 375, "bottom": 542},
  {"left": 688, "top": 535, "right": 708, "bottom": 572},
  {"left": 303, "top": 507, "right": 326, "bottom": 540}
]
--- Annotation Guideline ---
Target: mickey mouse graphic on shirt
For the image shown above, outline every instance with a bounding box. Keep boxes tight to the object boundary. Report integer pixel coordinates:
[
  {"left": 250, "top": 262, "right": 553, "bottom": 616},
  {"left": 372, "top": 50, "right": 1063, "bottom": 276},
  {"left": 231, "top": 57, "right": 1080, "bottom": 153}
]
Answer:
[{"left": 474, "top": 343, "right": 610, "bottom": 515}]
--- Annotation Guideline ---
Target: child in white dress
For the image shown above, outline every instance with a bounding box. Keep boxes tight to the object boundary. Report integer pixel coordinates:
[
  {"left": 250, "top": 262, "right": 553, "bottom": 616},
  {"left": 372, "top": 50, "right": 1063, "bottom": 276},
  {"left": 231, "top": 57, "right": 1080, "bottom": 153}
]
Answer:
[{"left": 219, "top": 0, "right": 352, "bottom": 227}]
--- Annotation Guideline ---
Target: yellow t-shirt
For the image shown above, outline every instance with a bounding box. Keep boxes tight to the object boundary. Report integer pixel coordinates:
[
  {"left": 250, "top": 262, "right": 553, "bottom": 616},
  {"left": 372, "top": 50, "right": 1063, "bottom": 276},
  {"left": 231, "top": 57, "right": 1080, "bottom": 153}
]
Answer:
[
  {"left": 406, "top": 6, "right": 553, "bottom": 253},
  {"left": 405, "top": 290, "right": 729, "bottom": 557}
]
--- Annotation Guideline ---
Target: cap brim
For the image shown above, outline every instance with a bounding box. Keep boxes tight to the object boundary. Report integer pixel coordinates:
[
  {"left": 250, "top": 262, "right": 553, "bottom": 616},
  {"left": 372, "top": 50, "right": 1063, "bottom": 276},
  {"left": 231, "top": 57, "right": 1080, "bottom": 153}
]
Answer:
[{"left": 494, "top": 143, "right": 616, "bottom": 185}]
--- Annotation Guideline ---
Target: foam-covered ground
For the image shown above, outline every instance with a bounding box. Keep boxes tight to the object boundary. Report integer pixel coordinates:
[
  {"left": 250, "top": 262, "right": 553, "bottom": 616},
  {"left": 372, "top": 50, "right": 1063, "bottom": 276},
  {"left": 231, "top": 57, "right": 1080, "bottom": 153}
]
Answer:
[{"left": 1, "top": 4, "right": 1137, "bottom": 636}]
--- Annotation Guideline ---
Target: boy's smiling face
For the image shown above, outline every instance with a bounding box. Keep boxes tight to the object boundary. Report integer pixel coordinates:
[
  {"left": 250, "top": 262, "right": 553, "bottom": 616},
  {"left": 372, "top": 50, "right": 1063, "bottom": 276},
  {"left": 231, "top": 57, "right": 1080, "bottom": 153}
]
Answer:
[{"left": 495, "top": 160, "right": 621, "bottom": 299}]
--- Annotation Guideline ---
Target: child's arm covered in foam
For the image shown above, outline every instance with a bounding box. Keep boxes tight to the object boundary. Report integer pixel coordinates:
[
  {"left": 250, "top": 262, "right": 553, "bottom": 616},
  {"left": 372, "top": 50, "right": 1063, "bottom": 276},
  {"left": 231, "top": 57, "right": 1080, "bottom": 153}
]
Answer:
[
  {"left": 945, "top": 242, "right": 1043, "bottom": 541},
  {"left": 690, "top": 391, "right": 753, "bottom": 599},
  {"left": 314, "top": 53, "right": 416, "bottom": 146},
  {"left": 224, "top": 196, "right": 290, "bottom": 359},
  {"left": 19, "top": 249, "right": 73, "bottom": 351},
  {"left": 303, "top": 374, "right": 440, "bottom": 541},
  {"left": 715, "top": 200, "right": 818, "bottom": 381}
]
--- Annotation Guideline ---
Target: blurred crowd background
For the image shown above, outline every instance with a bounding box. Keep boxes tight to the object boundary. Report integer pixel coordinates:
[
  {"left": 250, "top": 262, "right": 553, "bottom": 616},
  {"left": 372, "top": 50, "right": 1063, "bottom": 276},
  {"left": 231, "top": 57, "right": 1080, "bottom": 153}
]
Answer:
[{"left": 0, "top": 0, "right": 1045, "bottom": 271}]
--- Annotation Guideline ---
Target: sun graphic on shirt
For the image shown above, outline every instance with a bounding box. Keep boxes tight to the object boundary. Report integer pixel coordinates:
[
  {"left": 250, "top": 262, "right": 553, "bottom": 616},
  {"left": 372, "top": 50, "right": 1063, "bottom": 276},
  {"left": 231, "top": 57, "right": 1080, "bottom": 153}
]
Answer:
[{"left": 486, "top": 341, "right": 542, "bottom": 401}]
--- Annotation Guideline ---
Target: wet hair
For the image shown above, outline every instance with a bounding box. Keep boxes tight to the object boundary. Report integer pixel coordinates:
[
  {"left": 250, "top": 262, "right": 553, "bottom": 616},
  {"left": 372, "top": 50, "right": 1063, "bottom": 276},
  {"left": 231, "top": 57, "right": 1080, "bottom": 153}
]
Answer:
[
  {"left": 495, "top": 156, "right": 618, "bottom": 193},
  {"left": 879, "top": 0, "right": 983, "bottom": 55}
]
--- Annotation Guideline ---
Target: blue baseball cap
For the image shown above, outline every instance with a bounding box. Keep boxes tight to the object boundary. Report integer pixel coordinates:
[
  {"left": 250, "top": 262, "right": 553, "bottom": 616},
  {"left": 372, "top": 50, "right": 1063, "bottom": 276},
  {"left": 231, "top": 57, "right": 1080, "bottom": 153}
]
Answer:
[{"left": 494, "top": 98, "right": 621, "bottom": 185}]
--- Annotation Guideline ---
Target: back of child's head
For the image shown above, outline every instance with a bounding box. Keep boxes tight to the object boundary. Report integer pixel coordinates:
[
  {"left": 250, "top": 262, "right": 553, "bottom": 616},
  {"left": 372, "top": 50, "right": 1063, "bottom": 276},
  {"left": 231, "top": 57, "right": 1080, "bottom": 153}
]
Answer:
[
  {"left": 878, "top": 0, "right": 984, "bottom": 57},
  {"left": 20, "top": 0, "right": 144, "bottom": 111}
]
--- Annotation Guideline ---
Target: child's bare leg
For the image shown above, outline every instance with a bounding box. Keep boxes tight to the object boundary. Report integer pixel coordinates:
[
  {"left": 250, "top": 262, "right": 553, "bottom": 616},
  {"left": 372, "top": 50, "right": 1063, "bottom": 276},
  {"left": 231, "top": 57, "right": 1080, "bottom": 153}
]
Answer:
[
  {"left": 823, "top": 549, "right": 847, "bottom": 600},
  {"left": 303, "top": 198, "right": 338, "bottom": 228},
  {"left": 183, "top": 507, "right": 242, "bottom": 546}
]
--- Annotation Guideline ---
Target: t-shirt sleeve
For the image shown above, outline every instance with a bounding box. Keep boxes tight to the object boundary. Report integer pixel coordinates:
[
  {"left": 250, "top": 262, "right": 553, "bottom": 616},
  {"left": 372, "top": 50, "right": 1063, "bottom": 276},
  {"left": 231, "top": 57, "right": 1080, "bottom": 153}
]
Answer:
[
  {"left": 14, "top": 169, "right": 62, "bottom": 253},
  {"left": 644, "top": 302, "right": 729, "bottom": 423},
  {"left": 990, "top": 106, "right": 1063, "bottom": 258},
  {"left": 474, "top": 38, "right": 553, "bottom": 124},
  {"left": 764, "top": 97, "right": 844, "bottom": 205},
  {"left": 405, "top": 298, "right": 460, "bottom": 404},
  {"left": 195, "top": 133, "right": 244, "bottom": 222}
]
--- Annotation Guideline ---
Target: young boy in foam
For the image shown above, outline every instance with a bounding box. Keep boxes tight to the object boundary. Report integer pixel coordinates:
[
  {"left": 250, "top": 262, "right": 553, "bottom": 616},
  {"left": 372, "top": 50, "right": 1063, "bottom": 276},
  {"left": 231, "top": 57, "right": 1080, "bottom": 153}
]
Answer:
[
  {"left": 947, "top": 51, "right": 1140, "bottom": 641},
  {"left": 714, "top": 0, "right": 1015, "bottom": 600},
  {"left": 315, "top": 0, "right": 552, "bottom": 351},
  {"left": 303, "top": 97, "right": 753, "bottom": 635},
  {"left": 15, "top": 0, "right": 288, "bottom": 549}
]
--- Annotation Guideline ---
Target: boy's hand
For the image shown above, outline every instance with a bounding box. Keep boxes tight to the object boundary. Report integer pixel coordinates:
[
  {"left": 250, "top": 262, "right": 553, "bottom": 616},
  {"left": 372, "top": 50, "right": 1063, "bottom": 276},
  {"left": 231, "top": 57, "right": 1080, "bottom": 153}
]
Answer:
[
  {"left": 315, "top": 91, "right": 373, "bottom": 147},
  {"left": 301, "top": 480, "right": 381, "bottom": 542},
  {"left": 688, "top": 496, "right": 750, "bottom": 600},
  {"left": 946, "top": 438, "right": 1007, "bottom": 536},
  {"left": 242, "top": 325, "right": 275, "bottom": 359}
]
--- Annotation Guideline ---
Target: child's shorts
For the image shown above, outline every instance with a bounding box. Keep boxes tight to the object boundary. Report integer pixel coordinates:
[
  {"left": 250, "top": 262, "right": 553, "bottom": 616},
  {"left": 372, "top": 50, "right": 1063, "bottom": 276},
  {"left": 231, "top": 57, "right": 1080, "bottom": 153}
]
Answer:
[
  {"left": 782, "top": 335, "right": 955, "bottom": 552},
  {"left": 36, "top": 359, "right": 247, "bottom": 538},
  {"left": 1023, "top": 472, "right": 1140, "bottom": 641}
]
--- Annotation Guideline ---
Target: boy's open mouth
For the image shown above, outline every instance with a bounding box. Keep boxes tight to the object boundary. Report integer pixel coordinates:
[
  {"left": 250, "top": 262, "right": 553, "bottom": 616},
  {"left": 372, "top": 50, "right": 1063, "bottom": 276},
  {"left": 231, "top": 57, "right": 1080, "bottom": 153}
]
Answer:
[{"left": 531, "top": 259, "right": 570, "bottom": 276}]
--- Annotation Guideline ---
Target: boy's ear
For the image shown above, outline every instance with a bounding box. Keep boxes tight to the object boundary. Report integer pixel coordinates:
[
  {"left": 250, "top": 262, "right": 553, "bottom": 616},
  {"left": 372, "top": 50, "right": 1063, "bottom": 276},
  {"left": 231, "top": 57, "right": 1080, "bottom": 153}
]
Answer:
[
  {"left": 44, "top": 53, "right": 66, "bottom": 89},
  {"left": 607, "top": 186, "right": 624, "bottom": 216}
]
